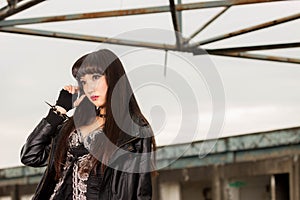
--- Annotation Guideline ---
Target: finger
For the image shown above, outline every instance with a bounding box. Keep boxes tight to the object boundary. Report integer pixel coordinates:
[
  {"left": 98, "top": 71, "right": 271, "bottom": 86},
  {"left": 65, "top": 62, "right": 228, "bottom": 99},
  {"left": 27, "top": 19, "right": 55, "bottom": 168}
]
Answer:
[
  {"left": 63, "top": 85, "right": 74, "bottom": 93},
  {"left": 71, "top": 86, "right": 79, "bottom": 94},
  {"left": 73, "top": 94, "right": 86, "bottom": 107},
  {"left": 68, "top": 85, "right": 73, "bottom": 93},
  {"left": 73, "top": 95, "right": 85, "bottom": 107},
  {"left": 74, "top": 86, "right": 79, "bottom": 93},
  {"left": 70, "top": 86, "right": 75, "bottom": 94},
  {"left": 63, "top": 85, "right": 70, "bottom": 91}
]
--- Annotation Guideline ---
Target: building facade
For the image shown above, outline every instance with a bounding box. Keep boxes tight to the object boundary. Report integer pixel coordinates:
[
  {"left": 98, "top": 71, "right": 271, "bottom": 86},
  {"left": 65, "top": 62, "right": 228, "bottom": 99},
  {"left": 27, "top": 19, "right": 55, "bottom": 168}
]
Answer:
[{"left": 1, "top": 127, "right": 300, "bottom": 200}]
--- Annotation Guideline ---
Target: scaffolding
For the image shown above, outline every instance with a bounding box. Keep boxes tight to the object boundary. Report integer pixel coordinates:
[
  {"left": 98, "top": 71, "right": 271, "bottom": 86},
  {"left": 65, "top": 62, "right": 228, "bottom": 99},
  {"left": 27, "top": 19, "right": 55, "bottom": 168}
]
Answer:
[{"left": 0, "top": 0, "right": 299, "bottom": 64}]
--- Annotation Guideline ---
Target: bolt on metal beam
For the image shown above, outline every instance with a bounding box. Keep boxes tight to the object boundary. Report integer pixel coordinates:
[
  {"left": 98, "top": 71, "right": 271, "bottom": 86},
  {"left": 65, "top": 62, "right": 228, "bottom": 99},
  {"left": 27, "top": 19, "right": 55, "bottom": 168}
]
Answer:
[
  {"left": 0, "top": 0, "right": 45, "bottom": 20},
  {"left": 0, "top": 0, "right": 25, "bottom": 13}
]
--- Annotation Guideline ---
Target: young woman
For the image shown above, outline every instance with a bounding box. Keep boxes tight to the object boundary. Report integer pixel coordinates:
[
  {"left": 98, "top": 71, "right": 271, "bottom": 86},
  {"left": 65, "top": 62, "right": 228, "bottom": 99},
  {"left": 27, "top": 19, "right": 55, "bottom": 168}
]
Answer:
[{"left": 20, "top": 49, "right": 156, "bottom": 200}]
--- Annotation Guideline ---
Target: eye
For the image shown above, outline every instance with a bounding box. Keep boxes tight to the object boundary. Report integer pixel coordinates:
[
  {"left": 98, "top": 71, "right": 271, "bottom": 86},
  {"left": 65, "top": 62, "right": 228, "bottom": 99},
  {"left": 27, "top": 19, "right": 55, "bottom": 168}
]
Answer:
[
  {"left": 92, "top": 74, "right": 102, "bottom": 80},
  {"left": 80, "top": 80, "right": 86, "bottom": 85}
]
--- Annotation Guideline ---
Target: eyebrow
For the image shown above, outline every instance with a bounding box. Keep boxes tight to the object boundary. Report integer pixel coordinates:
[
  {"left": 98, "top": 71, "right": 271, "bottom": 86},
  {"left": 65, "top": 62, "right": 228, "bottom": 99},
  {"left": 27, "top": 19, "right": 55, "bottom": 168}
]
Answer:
[{"left": 79, "top": 73, "right": 102, "bottom": 80}]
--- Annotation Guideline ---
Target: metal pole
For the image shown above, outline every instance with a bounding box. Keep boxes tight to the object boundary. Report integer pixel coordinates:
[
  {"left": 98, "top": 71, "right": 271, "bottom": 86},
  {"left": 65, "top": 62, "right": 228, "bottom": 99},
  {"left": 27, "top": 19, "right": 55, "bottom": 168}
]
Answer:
[
  {"left": 1, "top": 26, "right": 298, "bottom": 65},
  {"left": 185, "top": 6, "right": 231, "bottom": 43},
  {"left": 210, "top": 52, "right": 300, "bottom": 64},
  {"left": 169, "top": 0, "right": 182, "bottom": 49},
  {"left": 0, "top": 0, "right": 25, "bottom": 13},
  {"left": 190, "top": 12, "right": 300, "bottom": 47},
  {"left": 0, "top": 26, "right": 181, "bottom": 51},
  {"left": 177, "top": 0, "right": 182, "bottom": 33},
  {"left": 206, "top": 42, "right": 300, "bottom": 53},
  {"left": 0, "top": 0, "right": 287, "bottom": 27}
]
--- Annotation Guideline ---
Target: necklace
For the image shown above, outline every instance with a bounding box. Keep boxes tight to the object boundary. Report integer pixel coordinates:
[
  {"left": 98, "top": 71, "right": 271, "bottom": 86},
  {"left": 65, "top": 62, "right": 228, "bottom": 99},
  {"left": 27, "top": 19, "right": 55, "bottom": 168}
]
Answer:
[{"left": 96, "top": 106, "right": 106, "bottom": 118}]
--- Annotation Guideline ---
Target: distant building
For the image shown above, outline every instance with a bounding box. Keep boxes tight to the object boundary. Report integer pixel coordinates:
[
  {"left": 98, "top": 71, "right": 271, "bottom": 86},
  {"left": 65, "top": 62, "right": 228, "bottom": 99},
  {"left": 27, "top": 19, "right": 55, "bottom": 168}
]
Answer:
[{"left": 1, "top": 126, "right": 300, "bottom": 200}]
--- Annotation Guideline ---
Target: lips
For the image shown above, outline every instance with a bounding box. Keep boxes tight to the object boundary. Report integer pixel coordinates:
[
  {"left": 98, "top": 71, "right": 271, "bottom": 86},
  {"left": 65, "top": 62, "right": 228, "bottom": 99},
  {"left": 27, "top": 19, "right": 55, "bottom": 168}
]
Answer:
[{"left": 91, "top": 95, "right": 99, "bottom": 101}]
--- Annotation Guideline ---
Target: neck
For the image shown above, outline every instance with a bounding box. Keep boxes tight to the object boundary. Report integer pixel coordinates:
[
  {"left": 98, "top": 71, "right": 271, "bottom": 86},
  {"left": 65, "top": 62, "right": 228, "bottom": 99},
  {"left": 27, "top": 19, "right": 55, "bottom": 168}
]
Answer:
[{"left": 96, "top": 106, "right": 106, "bottom": 118}]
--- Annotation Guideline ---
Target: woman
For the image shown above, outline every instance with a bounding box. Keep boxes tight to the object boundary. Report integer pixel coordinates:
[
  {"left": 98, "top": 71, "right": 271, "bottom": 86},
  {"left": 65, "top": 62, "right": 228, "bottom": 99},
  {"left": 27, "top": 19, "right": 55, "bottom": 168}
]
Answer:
[{"left": 20, "top": 49, "right": 156, "bottom": 200}]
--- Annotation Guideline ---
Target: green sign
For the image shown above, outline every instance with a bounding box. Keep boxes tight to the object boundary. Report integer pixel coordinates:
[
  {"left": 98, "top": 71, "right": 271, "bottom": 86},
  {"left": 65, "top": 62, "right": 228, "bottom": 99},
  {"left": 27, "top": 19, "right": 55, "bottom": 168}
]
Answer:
[{"left": 229, "top": 181, "right": 247, "bottom": 188}]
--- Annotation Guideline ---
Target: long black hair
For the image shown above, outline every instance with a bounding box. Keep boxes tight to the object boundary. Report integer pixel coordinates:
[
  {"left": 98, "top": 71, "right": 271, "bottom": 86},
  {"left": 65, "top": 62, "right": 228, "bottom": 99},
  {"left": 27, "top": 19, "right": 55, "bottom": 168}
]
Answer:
[{"left": 54, "top": 49, "right": 156, "bottom": 179}]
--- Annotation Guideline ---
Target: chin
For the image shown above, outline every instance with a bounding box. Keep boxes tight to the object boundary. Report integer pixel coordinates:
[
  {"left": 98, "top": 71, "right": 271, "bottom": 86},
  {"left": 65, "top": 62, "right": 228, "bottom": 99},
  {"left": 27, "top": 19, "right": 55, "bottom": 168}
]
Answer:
[{"left": 95, "top": 101, "right": 105, "bottom": 108}]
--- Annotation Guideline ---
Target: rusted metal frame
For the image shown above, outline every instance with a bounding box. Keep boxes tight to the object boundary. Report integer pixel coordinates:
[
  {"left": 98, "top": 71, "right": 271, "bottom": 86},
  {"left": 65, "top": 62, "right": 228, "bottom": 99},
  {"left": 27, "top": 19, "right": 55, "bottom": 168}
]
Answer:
[
  {"left": 0, "top": 28, "right": 298, "bottom": 66},
  {"left": 0, "top": 0, "right": 26, "bottom": 13},
  {"left": 177, "top": 0, "right": 182, "bottom": 33},
  {"left": 190, "top": 12, "right": 300, "bottom": 47},
  {"left": 0, "top": 0, "right": 25, "bottom": 13},
  {"left": 0, "top": 26, "right": 188, "bottom": 51},
  {"left": 0, "top": 0, "right": 45, "bottom": 20},
  {"left": 0, "top": 0, "right": 287, "bottom": 27},
  {"left": 0, "top": 6, "right": 169, "bottom": 27},
  {"left": 210, "top": 52, "right": 300, "bottom": 64},
  {"left": 184, "top": 6, "right": 231, "bottom": 44},
  {"left": 207, "top": 42, "right": 300, "bottom": 53},
  {"left": 169, "top": 0, "right": 183, "bottom": 49}
]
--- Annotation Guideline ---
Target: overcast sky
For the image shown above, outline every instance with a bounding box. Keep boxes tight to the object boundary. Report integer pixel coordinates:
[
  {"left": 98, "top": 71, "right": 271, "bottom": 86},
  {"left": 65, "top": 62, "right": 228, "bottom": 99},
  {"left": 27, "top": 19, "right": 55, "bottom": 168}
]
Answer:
[{"left": 1, "top": 0, "right": 300, "bottom": 168}]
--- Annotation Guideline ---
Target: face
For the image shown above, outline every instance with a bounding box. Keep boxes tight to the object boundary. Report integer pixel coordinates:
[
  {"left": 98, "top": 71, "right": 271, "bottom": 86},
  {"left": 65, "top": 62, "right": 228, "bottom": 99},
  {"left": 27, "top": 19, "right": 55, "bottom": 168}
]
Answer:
[{"left": 79, "top": 73, "right": 108, "bottom": 107}]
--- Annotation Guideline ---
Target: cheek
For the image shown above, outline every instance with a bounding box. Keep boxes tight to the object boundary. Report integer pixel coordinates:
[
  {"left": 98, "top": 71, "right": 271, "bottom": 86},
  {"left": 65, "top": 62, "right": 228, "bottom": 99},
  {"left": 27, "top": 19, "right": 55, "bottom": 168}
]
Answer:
[
  {"left": 82, "top": 85, "right": 88, "bottom": 94},
  {"left": 102, "top": 84, "right": 108, "bottom": 95},
  {"left": 98, "top": 85, "right": 108, "bottom": 97},
  {"left": 99, "top": 79, "right": 108, "bottom": 95}
]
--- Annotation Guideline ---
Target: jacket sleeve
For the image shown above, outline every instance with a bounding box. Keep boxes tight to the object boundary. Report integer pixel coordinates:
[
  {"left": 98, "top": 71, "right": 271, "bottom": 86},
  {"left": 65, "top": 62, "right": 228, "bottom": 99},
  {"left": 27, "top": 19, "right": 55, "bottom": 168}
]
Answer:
[
  {"left": 20, "top": 110, "right": 65, "bottom": 167},
  {"left": 136, "top": 125, "right": 154, "bottom": 200},
  {"left": 136, "top": 135, "right": 153, "bottom": 200}
]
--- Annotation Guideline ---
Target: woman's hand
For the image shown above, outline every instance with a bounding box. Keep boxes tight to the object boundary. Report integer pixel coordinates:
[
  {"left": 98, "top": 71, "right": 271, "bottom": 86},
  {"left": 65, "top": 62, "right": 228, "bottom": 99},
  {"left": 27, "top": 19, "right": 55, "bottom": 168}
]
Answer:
[
  {"left": 63, "top": 85, "right": 79, "bottom": 94},
  {"left": 55, "top": 88, "right": 73, "bottom": 113},
  {"left": 63, "top": 85, "right": 86, "bottom": 108},
  {"left": 73, "top": 94, "right": 86, "bottom": 107}
]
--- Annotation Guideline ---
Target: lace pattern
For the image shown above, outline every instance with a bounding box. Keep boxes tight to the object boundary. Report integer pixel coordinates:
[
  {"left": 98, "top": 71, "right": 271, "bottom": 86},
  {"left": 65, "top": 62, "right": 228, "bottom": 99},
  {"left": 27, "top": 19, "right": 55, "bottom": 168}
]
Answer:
[
  {"left": 72, "top": 154, "right": 92, "bottom": 200},
  {"left": 49, "top": 129, "right": 95, "bottom": 200}
]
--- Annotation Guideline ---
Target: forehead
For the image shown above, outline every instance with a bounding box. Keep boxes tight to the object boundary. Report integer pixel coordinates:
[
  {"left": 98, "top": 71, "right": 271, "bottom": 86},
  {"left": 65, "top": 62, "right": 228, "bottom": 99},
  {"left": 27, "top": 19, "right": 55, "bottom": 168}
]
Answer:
[{"left": 76, "top": 63, "right": 105, "bottom": 79}]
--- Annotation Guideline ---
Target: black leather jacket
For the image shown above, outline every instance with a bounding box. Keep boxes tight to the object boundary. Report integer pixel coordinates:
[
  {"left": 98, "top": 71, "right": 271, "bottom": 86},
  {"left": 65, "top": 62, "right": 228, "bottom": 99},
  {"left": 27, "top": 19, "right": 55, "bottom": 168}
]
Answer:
[{"left": 20, "top": 114, "right": 153, "bottom": 200}]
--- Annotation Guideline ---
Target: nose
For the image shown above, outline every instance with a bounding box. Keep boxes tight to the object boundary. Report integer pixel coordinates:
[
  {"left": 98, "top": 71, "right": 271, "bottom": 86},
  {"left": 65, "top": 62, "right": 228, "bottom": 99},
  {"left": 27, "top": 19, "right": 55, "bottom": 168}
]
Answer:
[{"left": 86, "top": 79, "right": 97, "bottom": 94}]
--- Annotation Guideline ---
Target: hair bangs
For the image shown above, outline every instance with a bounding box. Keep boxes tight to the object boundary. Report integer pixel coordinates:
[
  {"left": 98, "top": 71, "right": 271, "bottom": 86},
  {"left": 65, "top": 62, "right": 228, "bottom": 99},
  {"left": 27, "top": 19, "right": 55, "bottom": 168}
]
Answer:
[{"left": 75, "top": 53, "right": 106, "bottom": 80}]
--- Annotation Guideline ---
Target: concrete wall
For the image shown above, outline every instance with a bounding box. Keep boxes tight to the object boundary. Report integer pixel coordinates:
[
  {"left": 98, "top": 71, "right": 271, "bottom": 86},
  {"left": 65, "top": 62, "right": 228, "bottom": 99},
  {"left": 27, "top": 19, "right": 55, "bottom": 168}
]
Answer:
[{"left": 156, "top": 155, "right": 300, "bottom": 200}]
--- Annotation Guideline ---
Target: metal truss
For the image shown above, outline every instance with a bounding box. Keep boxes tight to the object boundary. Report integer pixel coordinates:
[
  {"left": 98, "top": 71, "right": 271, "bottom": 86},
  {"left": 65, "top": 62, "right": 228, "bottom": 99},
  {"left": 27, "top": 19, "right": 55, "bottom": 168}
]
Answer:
[{"left": 0, "top": 0, "right": 299, "bottom": 64}]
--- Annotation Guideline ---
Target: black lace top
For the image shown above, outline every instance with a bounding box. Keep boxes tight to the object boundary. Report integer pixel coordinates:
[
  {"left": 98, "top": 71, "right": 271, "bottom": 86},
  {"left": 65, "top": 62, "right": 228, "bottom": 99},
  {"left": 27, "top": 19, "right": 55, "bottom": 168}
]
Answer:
[{"left": 50, "top": 129, "right": 104, "bottom": 200}]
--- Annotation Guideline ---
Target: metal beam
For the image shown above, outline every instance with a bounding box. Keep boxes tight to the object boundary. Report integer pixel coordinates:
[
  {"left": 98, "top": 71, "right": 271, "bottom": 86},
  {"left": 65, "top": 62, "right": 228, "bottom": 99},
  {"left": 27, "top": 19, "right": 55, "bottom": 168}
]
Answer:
[
  {"left": 185, "top": 6, "right": 231, "bottom": 43},
  {"left": 207, "top": 42, "right": 300, "bottom": 53},
  {"left": 211, "top": 52, "right": 300, "bottom": 64},
  {"left": 190, "top": 12, "right": 300, "bottom": 47},
  {"left": 0, "top": 0, "right": 25, "bottom": 13},
  {"left": 0, "top": 0, "right": 23, "bottom": 13},
  {"left": 0, "top": 0, "right": 45, "bottom": 20},
  {"left": 0, "top": 0, "right": 287, "bottom": 27},
  {"left": 177, "top": 0, "right": 182, "bottom": 33},
  {"left": 0, "top": 26, "right": 298, "bottom": 65},
  {"left": 169, "top": 0, "right": 182, "bottom": 48},
  {"left": 0, "top": 26, "right": 182, "bottom": 51}
]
